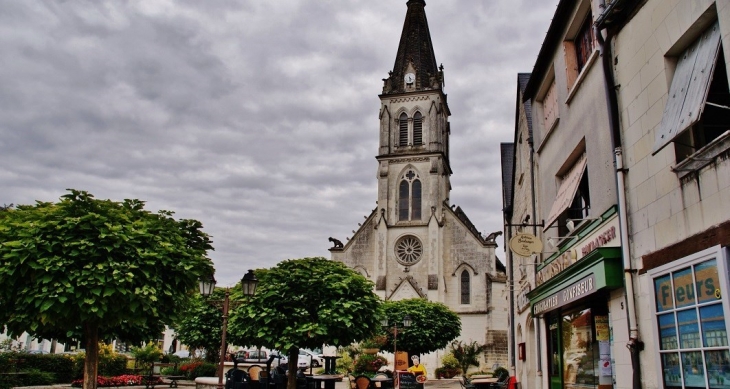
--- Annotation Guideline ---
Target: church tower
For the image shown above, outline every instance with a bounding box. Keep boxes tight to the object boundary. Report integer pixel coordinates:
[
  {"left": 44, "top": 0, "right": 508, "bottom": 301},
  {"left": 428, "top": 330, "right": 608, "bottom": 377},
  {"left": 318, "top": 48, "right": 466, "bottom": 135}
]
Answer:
[{"left": 330, "top": 0, "right": 508, "bottom": 371}]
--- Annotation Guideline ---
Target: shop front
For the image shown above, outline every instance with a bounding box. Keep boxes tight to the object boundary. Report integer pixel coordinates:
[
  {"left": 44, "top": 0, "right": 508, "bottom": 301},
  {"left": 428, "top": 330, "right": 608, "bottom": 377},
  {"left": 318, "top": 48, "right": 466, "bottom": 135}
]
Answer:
[{"left": 528, "top": 234, "right": 624, "bottom": 389}]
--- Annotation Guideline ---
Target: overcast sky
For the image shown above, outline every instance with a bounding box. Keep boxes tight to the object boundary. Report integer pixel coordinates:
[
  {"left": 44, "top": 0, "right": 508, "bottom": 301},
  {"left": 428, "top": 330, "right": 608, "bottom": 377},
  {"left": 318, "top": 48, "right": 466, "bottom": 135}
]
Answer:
[{"left": 1, "top": 0, "right": 557, "bottom": 286}]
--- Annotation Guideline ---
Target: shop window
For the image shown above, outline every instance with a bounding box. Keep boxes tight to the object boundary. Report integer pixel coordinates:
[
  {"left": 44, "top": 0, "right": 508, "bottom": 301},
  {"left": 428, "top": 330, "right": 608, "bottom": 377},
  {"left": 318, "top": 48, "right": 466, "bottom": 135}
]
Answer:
[
  {"left": 654, "top": 21, "right": 730, "bottom": 170},
  {"left": 650, "top": 245, "right": 730, "bottom": 389}
]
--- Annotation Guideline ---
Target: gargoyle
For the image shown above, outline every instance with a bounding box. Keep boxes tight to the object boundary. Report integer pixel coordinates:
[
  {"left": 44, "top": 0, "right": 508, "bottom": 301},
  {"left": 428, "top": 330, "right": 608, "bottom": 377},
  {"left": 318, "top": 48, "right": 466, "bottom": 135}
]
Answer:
[{"left": 328, "top": 237, "right": 344, "bottom": 249}]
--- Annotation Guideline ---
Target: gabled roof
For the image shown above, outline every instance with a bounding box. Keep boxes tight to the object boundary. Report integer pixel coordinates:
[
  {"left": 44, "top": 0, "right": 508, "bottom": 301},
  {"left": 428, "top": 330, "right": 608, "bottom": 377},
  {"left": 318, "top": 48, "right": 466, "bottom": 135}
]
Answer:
[{"left": 385, "top": 0, "right": 440, "bottom": 94}]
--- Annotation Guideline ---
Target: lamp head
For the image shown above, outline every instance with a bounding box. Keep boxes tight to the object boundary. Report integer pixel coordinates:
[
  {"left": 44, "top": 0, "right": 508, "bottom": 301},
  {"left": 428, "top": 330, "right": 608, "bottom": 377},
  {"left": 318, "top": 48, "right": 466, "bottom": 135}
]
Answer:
[
  {"left": 199, "top": 274, "right": 216, "bottom": 297},
  {"left": 241, "top": 269, "right": 258, "bottom": 297},
  {"left": 403, "top": 314, "right": 412, "bottom": 327}
]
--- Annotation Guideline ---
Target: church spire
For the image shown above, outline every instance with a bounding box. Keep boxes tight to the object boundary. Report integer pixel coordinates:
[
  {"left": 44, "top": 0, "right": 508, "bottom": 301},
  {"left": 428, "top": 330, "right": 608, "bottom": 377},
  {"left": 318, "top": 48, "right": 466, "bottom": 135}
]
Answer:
[{"left": 383, "top": 0, "right": 443, "bottom": 94}]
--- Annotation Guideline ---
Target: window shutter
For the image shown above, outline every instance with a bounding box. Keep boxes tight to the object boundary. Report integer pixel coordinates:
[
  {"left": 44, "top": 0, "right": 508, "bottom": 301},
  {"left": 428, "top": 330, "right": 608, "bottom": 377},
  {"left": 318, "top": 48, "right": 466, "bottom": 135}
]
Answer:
[
  {"left": 653, "top": 21, "right": 721, "bottom": 155},
  {"left": 399, "top": 113, "right": 409, "bottom": 146},
  {"left": 413, "top": 112, "right": 423, "bottom": 145}
]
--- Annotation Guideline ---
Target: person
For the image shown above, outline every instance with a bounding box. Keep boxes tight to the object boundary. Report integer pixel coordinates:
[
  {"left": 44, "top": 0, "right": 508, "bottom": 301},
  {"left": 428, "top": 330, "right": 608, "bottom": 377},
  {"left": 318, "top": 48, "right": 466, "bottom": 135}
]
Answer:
[
  {"left": 407, "top": 356, "right": 427, "bottom": 389},
  {"left": 407, "top": 356, "right": 427, "bottom": 377}
]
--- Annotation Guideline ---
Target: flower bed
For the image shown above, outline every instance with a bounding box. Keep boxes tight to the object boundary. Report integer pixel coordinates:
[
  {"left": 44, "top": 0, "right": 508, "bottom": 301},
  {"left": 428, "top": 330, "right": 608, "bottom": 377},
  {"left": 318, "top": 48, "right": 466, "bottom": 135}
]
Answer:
[{"left": 71, "top": 374, "right": 163, "bottom": 387}]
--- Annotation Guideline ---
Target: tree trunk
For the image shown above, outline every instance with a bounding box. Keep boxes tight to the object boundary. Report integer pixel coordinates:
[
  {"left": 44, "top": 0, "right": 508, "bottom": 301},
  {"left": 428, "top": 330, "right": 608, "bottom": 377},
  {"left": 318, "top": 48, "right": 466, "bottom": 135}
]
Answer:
[
  {"left": 83, "top": 323, "right": 99, "bottom": 389},
  {"left": 287, "top": 347, "right": 299, "bottom": 389}
]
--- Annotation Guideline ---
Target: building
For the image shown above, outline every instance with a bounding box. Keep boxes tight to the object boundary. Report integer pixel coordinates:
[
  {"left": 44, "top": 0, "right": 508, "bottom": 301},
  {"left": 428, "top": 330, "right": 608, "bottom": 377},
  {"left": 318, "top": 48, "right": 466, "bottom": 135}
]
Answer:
[
  {"left": 503, "top": 0, "right": 730, "bottom": 388},
  {"left": 330, "top": 0, "right": 508, "bottom": 375},
  {"left": 503, "top": 0, "right": 638, "bottom": 388},
  {"left": 610, "top": 1, "right": 730, "bottom": 388}
]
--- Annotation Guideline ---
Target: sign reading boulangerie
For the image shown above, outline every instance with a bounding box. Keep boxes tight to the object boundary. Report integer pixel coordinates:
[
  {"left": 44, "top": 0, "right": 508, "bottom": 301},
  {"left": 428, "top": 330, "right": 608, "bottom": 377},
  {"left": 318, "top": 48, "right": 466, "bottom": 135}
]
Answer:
[{"left": 533, "top": 274, "right": 596, "bottom": 315}]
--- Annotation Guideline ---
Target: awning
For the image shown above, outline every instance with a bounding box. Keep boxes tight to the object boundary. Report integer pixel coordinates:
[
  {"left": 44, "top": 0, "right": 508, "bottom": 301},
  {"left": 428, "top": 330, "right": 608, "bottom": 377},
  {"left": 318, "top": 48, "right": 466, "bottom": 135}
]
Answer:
[
  {"left": 544, "top": 154, "right": 587, "bottom": 229},
  {"left": 653, "top": 21, "right": 721, "bottom": 155},
  {"left": 528, "top": 247, "right": 623, "bottom": 316}
]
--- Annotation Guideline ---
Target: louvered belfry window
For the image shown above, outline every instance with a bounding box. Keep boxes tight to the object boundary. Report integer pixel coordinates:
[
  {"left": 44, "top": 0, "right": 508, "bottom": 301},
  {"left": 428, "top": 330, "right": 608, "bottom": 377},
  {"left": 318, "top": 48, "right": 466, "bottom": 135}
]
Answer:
[
  {"left": 399, "top": 113, "right": 409, "bottom": 146},
  {"left": 413, "top": 112, "right": 423, "bottom": 145}
]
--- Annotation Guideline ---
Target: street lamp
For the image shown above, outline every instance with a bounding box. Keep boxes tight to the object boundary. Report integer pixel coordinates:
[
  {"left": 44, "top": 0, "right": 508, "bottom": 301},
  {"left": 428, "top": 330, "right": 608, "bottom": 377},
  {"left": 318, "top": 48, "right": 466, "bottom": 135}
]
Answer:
[
  {"left": 381, "top": 315, "right": 411, "bottom": 370},
  {"left": 200, "top": 270, "right": 258, "bottom": 389}
]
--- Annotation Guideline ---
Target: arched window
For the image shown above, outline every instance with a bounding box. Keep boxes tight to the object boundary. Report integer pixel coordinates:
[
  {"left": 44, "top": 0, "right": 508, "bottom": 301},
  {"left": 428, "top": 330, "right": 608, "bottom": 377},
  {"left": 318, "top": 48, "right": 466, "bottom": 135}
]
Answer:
[
  {"left": 398, "top": 169, "right": 421, "bottom": 221},
  {"left": 399, "top": 180, "right": 410, "bottom": 221},
  {"left": 399, "top": 113, "right": 409, "bottom": 146},
  {"left": 412, "top": 179, "right": 421, "bottom": 220},
  {"left": 413, "top": 112, "right": 423, "bottom": 145},
  {"left": 461, "top": 270, "right": 470, "bottom": 304}
]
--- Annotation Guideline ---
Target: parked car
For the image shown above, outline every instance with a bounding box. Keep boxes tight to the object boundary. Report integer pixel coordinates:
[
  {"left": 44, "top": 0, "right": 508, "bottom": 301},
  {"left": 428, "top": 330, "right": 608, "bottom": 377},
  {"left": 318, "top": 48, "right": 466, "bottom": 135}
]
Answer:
[{"left": 298, "top": 349, "right": 324, "bottom": 368}]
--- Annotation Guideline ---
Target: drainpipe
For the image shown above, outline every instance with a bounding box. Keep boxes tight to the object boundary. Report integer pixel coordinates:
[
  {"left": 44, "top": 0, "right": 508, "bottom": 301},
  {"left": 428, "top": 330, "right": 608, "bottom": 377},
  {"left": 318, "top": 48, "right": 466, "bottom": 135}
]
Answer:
[
  {"left": 595, "top": 15, "right": 642, "bottom": 389},
  {"left": 528, "top": 134, "right": 541, "bottom": 381}
]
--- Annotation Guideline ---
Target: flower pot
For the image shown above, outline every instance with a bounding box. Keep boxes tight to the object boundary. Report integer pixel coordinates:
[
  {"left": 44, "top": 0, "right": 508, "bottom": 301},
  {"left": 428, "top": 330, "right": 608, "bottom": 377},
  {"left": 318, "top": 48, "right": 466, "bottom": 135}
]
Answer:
[{"left": 362, "top": 348, "right": 379, "bottom": 355}]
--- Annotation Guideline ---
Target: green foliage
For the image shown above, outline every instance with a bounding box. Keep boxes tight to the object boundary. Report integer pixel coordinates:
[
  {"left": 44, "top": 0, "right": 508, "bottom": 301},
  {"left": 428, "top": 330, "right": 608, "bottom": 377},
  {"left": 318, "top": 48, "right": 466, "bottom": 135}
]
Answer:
[
  {"left": 228, "top": 258, "right": 382, "bottom": 352},
  {"left": 380, "top": 299, "right": 461, "bottom": 355},
  {"left": 179, "top": 361, "right": 217, "bottom": 379},
  {"left": 70, "top": 351, "right": 128, "bottom": 380},
  {"left": 335, "top": 348, "right": 354, "bottom": 373},
  {"left": 0, "top": 190, "right": 214, "bottom": 389},
  {"left": 171, "top": 292, "right": 225, "bottom": 363},
  {"left": 131, "top": 343, "right": 162, "bottom": 374},
  {"left": 0, "top": 352, "right": 76, "bottom": 382},
  {"left": 440, "top": 353, "right": 460, "bottom": 370},
  {"left": 353, "top": 354, "right": 388, "bottom": 374},
  {"left": 450, "top": 340, "right": 487, "bottom": 376}
]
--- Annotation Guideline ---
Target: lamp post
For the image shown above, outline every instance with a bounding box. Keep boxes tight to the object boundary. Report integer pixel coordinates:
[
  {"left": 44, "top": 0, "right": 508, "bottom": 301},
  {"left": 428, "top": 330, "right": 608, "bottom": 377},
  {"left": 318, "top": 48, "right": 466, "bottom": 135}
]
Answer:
[
  {"left": 200, "top": 270, "right": 258, "bottom": 389},
  {"left": 381, "top": 315, "right": 411, "bottom": 370}
]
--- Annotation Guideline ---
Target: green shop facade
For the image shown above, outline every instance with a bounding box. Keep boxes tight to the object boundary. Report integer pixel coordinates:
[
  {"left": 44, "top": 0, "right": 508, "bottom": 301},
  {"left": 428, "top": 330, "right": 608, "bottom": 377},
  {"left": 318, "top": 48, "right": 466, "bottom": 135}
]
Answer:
[{"left": 527, "top": 209, "right": 624, "bottom": 389}]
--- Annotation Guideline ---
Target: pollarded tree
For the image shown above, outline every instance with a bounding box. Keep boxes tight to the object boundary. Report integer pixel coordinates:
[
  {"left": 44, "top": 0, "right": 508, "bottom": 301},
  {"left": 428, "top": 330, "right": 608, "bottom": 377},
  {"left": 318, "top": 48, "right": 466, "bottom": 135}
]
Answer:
[
  {"left": 227, "top": 258, "right": 382, "bottom": 389},
  {"left": 380, "top": 298, "right": 461, "bottom": 357},
  {"left": 0, "top": 190, "right": 214, "bottom": 389},
  {"left": 170, "top": 292, "right": 224, "bottom": 363}
]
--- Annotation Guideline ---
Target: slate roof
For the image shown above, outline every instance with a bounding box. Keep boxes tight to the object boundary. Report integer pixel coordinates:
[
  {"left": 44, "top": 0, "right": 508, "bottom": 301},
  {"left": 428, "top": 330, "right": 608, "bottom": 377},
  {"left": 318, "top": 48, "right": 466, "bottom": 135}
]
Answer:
[
  {"left": 500, "top": 142, "right": 514, "bottom": 211},
  {"left": 384, "top": 0, "right": 441, "bottom": 94}
]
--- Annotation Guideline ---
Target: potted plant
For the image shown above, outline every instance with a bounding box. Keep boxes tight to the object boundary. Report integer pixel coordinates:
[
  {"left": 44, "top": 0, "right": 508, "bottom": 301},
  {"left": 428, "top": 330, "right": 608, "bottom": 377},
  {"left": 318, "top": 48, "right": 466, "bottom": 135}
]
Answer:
[
  {"left": 450, "top": 340, "right": 487, "bottom": 377},
  {"left": 361, "top": 335, "right": 387, "bottom": 355},
  {"left": 353, "top": 354, "right": 388, "bottom": 373},
  {"left": 435, "top": 353, "right": 462, "bottom": 378}
]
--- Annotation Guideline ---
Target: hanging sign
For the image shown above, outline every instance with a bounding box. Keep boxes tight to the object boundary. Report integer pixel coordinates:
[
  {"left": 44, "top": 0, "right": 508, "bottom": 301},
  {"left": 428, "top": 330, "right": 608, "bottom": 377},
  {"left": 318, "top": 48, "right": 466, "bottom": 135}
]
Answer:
[{"left": 509, "top": 233, "right": 543, "bottom": 257}]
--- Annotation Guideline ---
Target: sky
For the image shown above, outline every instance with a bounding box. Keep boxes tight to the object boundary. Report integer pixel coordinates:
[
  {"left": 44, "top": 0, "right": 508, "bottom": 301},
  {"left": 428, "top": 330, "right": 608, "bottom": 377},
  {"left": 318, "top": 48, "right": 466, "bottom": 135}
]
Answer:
[{"left": 0, "top": 0, "right": 558, "bottom": 286}]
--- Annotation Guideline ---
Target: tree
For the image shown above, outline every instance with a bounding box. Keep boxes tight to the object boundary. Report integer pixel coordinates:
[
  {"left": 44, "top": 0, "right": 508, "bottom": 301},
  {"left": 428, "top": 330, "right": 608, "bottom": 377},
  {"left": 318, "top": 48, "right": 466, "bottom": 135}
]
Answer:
[
  {"left": 171, "top": 290, "right": 226, "bottom": 363},
  {"left": 0, "top": 190, "right": 214, "bottom": 389},
  {"left": 227, "top": 258, "right": 382, "bottom": 389},
  {"left": 380, "top": 298, "right": 461, "bottom": 356},
  {"left": 449, "top": 340, "right": 487, "bottom": 377}
]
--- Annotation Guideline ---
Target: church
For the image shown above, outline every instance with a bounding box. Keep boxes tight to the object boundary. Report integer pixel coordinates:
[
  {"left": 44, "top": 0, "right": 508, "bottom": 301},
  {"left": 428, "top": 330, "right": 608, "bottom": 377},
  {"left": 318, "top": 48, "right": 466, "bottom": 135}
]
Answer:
[{"left": 329, "top": 0, "right": 508, "bottom": 374}]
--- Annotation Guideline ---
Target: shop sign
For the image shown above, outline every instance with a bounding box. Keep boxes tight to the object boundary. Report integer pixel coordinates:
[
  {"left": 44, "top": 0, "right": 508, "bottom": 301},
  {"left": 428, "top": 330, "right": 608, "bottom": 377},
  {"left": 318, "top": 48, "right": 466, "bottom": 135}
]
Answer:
[
  {"left": 536, "top": 249, "right": 577, "bottom": 286},
  {"left": 516, "top": 284, "right": 532, "bottom": 313},
  {"left": 654, "top": 260, "right": 721, "bottom": 311},
  {"left": 536, "top": 216, "right": 619, "bottom": 286},
  {"left": 533, "top": 274, "right": 596, "bottom": 315},
  {"left": 509, "top": 233, "right": 543, "bottom": 257}
]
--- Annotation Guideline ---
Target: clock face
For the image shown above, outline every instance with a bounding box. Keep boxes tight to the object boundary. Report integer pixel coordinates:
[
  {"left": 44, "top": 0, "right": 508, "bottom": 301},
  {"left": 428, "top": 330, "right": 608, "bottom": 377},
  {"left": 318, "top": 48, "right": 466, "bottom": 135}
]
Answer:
[{"left": 404, "top": 73, "right": 415, "bottom": 84}]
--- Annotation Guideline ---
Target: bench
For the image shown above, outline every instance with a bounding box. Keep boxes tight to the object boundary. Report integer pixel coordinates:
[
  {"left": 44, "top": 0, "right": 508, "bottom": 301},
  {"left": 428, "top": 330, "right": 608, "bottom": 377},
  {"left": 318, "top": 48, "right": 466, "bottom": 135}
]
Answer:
[{"left": 164, "top": 375, "right": 187, "bottom": 388}]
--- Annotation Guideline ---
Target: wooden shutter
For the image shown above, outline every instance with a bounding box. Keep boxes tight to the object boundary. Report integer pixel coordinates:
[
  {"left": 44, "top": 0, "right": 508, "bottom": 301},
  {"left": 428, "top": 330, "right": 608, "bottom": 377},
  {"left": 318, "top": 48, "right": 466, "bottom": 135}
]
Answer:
[{"left": 653, "top": 21, "right": 721, "bottom": 154}]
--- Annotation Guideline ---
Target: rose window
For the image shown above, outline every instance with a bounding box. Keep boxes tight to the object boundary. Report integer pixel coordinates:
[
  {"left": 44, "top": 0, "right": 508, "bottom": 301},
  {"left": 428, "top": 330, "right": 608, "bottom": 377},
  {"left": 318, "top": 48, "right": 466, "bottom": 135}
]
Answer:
[{"left": 395, "top": 235, "right": 423, "bottom": 265}]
